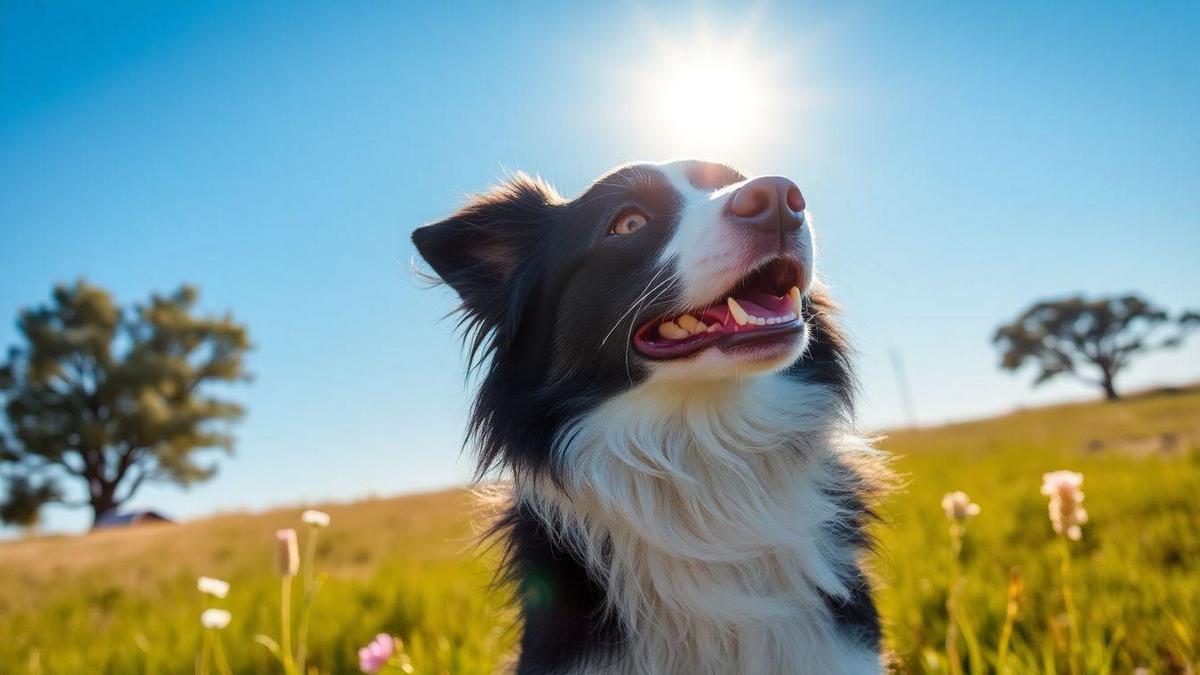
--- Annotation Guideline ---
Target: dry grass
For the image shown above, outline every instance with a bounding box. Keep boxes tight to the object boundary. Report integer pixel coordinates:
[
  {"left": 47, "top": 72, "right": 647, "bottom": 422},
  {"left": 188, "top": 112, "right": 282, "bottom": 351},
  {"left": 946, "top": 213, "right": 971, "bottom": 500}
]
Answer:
[
  {"left": 2, "top": 386, "right": 1197, "bottom": 673},
  {"left": 0, "top": 489, "right": 513, "bottom": 674}
]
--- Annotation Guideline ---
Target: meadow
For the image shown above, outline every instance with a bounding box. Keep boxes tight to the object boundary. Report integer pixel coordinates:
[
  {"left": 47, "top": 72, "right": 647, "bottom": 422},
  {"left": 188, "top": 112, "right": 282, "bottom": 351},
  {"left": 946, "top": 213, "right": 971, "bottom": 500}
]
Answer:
[{"left": 1, "top": 386, "right": 1197, "bottom": 674}]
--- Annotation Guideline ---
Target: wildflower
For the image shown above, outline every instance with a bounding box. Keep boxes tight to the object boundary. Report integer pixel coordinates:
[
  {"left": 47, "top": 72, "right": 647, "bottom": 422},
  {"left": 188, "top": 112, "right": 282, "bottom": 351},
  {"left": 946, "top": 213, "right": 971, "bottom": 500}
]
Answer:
[
  {"left": 939, "top": 490, "right": 979, "bottom": 675},
  {"left": 358, "top": 633, "right": 395, "bottom": 674},
  {"left": 197, "top": 576, "right": 230, "bottom": 599},
  {"left": 296, "top": 511, "right": 329, "bottom": 672},
  {"left": 1043, "top": 472, "right": 1086, "bottom": 674},
  {"left": 1041, "top": 470, "right": 1088, "bottom": 540},
  {"left": 301, "top": 509, "right": 330, "bottom": 527},
  {"left": 276, "top": 528, "right": 299, "bottom": 576},
  {"left": 941, "top": 491, "right": 981, "bottom": 523},
  {"left": 201, "top": 608, "right": 232, "bottom": 630}
]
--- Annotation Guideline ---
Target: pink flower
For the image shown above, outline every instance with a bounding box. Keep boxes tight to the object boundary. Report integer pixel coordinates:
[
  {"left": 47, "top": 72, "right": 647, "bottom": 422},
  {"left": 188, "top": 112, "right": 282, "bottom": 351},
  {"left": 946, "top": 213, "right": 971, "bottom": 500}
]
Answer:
[
  {"left": 358, "top": 633, "right": 394, "bottom": 674},
  {"left": 1041, "top": 470, "right": 1088, "bottom": 540},
  {"left": 276, "top": 528, "right": 299, "bottom": 576}
]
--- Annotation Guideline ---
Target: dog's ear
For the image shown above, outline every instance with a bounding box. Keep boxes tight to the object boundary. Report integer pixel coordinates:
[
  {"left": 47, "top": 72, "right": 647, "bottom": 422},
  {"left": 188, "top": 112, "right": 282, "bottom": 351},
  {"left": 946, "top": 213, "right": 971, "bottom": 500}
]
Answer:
[{"left": 413, "top": 173, "right": 560, "bottom": 338}]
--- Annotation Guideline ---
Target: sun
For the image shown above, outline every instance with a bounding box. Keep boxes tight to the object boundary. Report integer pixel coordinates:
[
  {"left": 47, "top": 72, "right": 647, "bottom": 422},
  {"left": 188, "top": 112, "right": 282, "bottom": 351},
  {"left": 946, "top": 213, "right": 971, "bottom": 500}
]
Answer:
[{"left": 635, "top": 35, "right": 780, "bottom": 160}]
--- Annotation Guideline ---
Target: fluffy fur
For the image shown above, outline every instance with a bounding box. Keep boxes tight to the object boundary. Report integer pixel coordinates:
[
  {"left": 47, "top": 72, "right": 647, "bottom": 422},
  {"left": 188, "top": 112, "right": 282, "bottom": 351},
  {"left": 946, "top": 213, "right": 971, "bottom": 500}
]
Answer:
[
  {"left": 414, "top": 160, "right": 888, "bottom": 674},
  {"left": 523, "top": 376, "right": 885, "bottom": 673}
]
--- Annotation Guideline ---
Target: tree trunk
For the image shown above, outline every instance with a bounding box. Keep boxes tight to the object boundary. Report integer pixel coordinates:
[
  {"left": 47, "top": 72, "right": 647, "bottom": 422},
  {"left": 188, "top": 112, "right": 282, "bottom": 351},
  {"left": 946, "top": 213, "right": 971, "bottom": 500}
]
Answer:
[
  {"left": 1100, "top": 374, "right": 1120, "bottom": 401},
  {"left": 90, "top": 492, "right": 118, "bottom": 528}
]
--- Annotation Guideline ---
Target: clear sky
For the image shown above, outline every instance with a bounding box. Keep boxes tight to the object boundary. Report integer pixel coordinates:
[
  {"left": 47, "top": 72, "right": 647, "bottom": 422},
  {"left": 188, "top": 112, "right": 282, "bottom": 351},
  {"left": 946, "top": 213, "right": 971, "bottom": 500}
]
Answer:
[{"left": 2, "top": 1, "right": 1198, "bottom": 534}]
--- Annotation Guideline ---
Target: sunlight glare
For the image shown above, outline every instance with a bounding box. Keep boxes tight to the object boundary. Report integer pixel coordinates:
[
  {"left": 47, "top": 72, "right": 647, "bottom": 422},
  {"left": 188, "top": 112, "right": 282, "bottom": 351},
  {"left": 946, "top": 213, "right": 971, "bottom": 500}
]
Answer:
[{"left": 639, "top": 37, "right": 779, "bottom": 159}]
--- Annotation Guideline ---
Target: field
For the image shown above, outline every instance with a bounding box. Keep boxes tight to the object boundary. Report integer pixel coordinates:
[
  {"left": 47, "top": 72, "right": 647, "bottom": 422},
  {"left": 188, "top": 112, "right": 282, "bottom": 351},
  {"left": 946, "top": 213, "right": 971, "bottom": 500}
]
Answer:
[
  {"left": 877, "top": 386, "right": 1199, "bottom": 674},
  {"left": 1, "top": 387, "right": 1198, "bottom": 674}
]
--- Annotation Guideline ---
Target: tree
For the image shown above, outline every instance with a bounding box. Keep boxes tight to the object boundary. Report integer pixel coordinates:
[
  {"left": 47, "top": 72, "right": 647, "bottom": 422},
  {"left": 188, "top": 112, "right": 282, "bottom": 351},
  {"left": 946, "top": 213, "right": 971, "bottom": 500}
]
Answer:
[
  {"left": 993, "top": 294, "right": 1199, "bottom": 401},
  {"left": 0, "top": 281, "right": 250, "bottom": 527}
]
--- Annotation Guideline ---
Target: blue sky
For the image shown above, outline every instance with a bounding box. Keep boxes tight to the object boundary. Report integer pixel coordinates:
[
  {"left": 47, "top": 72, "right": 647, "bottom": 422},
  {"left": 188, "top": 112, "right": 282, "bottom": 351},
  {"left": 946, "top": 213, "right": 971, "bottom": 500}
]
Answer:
[{"left": 2, "top": 1, "right": 1198, "bottom": 534}]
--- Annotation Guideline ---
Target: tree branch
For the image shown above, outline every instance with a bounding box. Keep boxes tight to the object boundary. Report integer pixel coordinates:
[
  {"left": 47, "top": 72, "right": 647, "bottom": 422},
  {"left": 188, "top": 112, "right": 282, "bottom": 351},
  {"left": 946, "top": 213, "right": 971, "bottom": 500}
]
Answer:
[{"left": 115, "top": 464, "right": 151, "bottom": 505}]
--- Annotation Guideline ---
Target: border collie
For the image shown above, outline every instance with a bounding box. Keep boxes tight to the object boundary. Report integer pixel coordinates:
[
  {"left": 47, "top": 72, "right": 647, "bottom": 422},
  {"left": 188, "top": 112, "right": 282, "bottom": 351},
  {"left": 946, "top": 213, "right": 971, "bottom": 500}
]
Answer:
[{"left": 413, "top": 160, "right": 887, "bottom": 674}]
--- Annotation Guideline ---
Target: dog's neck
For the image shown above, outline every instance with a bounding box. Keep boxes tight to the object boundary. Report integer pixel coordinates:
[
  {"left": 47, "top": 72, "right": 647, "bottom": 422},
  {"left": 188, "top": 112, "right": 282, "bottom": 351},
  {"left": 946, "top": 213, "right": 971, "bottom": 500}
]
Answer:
[{"left": 521, "top": 373, "right": 883, "bottom": 674}]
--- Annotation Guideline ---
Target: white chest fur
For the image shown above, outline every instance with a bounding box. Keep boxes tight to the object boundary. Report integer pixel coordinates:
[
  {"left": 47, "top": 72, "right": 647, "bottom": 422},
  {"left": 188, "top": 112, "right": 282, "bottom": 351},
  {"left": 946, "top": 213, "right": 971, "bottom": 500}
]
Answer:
[{"left": 522, "top": 374, "right": 884, "bottom": 674}]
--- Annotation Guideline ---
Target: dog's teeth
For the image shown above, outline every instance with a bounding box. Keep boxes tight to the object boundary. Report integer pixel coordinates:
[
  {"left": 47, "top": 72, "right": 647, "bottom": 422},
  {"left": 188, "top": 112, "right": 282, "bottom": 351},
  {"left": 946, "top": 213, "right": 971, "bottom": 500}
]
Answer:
[
  {"left": 789, "top": 286, "right": 802, "bottom": 314},
  {"left": 693, "top": 322, "right": 709, "bottom": 335},
  {"left": 659, "top": 320, "right": 689, "bottom": 340},
  {"left": 727, "top": 298, "right": 749, "bottom": 326},
  {"left": 785, "top": 312, "right": 797, "bottom": 322},
  {"left": 754, "top": 316, "right": 767, "bottom": 326},
  {"left": 766, "top": 317, "right": 779, "bottom": 325},
  {"left": 707, "top": 323, "right": 720, "bottom": 333},
  {"left": 677, "top": 314, "right": 701, "bottom": 333}
]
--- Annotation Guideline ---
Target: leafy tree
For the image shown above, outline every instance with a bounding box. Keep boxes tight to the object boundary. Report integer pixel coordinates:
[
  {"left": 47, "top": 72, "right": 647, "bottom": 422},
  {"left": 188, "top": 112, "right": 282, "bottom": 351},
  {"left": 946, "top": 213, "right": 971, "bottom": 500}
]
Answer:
[
  {"left": 993, "top": 294, "right": 1199, "bottom": 400},
  {"left": 0, "top": 281, "right": 250, "bottom": 527}
]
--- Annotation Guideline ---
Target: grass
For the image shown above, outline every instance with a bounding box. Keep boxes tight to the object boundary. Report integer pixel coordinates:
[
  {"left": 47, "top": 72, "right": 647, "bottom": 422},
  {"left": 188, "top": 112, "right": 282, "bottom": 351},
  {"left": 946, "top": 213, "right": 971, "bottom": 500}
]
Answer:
[
  {"left": 876, "top": 385, "right": 1200, "bottom": 673},
  {"left": 1, "top": 386, "right": 1197, "bottom": 673},
  {"left": 0, "top": 491, "right": 513, "bottom": 674}
]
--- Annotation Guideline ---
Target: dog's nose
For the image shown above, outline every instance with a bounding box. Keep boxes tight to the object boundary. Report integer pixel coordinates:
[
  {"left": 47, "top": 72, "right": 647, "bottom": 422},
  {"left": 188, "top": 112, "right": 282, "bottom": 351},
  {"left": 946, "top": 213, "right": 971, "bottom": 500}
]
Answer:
[{"left": 727, "top": 176, "right": 805, "bottom": 233}]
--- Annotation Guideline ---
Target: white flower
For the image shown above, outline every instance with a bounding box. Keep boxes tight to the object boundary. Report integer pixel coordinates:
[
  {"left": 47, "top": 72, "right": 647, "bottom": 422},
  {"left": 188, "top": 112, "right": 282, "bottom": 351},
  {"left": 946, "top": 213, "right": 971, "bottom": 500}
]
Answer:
[
  {"left": 196, "top": 576, "right": 230, "bottom": 599},
  {"left": 941, "top": 491, "right": 981, "bottom": 523},
  {"left": 1041, "top": 470, "right": 1088, "bottom": 540},
  {"left": 301, "top": 509, "right": 331, "bottom": 527},
  {"left": 201, "top": 608, "right": 231, "bottom": 630}
]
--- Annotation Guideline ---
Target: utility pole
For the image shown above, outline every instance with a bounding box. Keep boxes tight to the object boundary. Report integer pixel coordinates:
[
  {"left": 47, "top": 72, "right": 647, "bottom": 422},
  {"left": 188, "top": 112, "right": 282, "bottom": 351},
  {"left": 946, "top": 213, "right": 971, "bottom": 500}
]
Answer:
[{"left": 890, "top": 348, "right": 918, "bottom": 429}]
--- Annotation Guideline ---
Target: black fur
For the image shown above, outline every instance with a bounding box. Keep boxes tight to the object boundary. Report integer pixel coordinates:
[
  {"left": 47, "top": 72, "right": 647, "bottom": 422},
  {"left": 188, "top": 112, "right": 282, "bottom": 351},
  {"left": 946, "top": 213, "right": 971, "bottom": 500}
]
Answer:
[
  {"left": 414, "top": 161, "right": 877, "bottom": 673},
  {"left": 820, "top": 457, "right": 885, "bottom": 650},
  {"left": 415, "top": 166, "right": 690, "bottom": 482},
  {"left": 493, "top": 502, "right": 624, "bottom": 674},
  {"left": 786, "top": 291, "right": 857, "bottom": 409}
]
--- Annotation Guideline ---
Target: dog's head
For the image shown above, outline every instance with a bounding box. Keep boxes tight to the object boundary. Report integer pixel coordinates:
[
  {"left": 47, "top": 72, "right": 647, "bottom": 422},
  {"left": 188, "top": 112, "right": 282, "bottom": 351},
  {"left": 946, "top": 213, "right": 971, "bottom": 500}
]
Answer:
[{"left": 414, "top": 160, "right": 851, "bottom": 476}]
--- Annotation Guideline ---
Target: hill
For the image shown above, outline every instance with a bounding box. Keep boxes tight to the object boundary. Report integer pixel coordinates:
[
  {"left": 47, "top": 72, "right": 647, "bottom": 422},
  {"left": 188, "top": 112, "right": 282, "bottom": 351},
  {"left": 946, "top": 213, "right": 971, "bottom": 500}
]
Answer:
[{"left": 2, "top": 387, "right": 1197, "bottom": 673}]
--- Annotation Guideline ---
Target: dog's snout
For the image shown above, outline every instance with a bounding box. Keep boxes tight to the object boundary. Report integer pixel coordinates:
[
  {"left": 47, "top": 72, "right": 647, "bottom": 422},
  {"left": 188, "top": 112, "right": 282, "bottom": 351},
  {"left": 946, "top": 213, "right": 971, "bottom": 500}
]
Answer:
[{"left": 727, "top": 176, "right": 805, "bottom": 233}]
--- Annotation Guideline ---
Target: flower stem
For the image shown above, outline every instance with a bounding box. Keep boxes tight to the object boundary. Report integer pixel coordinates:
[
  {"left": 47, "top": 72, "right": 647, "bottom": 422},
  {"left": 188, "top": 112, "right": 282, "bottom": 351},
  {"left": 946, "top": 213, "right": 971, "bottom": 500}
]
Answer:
[
  {"left": 946, "top": 524, "right": 964, "bottom": 675},
  {"left": 212, "top": 634, "right": 233, "bottom": 675},
  {"left": 198, "top": 629, "right": 213, "bottom": 675},
  {"left": 1059, "top": 538, "right": 1081, "bottom": 675},
  {"left": 281, "top": 575, "right": 296, "bottom": 675},
  {"left": 995, "top": 567, "right": 1021, "bottom": 674},
  {"left": 296, "top": 527, "right": 320, "bottom": 672}
]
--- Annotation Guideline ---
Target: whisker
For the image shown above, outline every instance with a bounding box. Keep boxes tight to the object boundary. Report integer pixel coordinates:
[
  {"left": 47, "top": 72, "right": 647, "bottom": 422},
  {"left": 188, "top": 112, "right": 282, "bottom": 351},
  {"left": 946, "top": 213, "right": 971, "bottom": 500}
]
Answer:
[
  {"left": 624, "top": 275, "right": 681, "bottom": 383},
  {"left": 600, "top": 266, "right": 677, "bottom": 348}
]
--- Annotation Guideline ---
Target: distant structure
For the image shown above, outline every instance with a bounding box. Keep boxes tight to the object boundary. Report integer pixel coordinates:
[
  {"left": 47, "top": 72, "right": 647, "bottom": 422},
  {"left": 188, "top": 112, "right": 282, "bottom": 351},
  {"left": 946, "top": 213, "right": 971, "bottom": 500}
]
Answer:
[
  {"left": 890, "top": 348, "right": 918, "bottom": 429},
  {"left": 93, "top": 510, "right": 174, "bottom": 530}
]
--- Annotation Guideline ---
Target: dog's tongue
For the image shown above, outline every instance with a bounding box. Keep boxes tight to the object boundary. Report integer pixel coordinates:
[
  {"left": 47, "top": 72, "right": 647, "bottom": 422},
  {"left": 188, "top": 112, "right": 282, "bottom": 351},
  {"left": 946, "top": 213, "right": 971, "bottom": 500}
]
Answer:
[{"left": 731, "top": 292, "right": 790, "bottom": 316}]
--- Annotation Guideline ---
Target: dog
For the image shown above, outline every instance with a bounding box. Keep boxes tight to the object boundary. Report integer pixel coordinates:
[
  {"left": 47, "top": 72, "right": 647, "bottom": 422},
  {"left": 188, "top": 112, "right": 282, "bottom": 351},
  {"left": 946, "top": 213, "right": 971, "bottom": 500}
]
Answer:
[{"left": 413, "top": 160, "right": 887, "bottom": 674}]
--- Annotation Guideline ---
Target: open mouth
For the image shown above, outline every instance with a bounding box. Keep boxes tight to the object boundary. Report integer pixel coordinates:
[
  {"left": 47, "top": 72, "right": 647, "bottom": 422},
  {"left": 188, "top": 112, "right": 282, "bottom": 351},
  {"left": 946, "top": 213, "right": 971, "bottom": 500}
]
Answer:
[{"left": 633, "top": 257, "right": 807, "bottom": 360}]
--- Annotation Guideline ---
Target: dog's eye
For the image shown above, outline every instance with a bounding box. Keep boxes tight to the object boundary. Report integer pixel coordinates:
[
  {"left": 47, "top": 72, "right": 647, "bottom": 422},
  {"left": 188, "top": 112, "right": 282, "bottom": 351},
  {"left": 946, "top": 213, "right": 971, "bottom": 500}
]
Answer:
[{"left": 610, "top": 211, "right": 648, "bottom": 236}]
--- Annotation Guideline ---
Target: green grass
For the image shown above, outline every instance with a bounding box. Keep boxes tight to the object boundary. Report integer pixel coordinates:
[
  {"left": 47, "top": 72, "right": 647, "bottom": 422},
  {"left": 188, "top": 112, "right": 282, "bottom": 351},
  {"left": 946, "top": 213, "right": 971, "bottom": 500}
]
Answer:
[
  {"left": 876, "top": 386, "right": 1200, "bottom": 674},
  {"left": 1, "top": 386, "right": 1197, "bottom": 674}
]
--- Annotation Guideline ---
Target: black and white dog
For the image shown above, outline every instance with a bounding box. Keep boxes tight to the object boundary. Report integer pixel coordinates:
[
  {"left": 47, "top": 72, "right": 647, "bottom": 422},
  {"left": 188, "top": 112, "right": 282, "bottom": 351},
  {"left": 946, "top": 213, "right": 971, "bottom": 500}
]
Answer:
[{"left": 413, "top": 160, "right": 887, "bottom": 674}]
